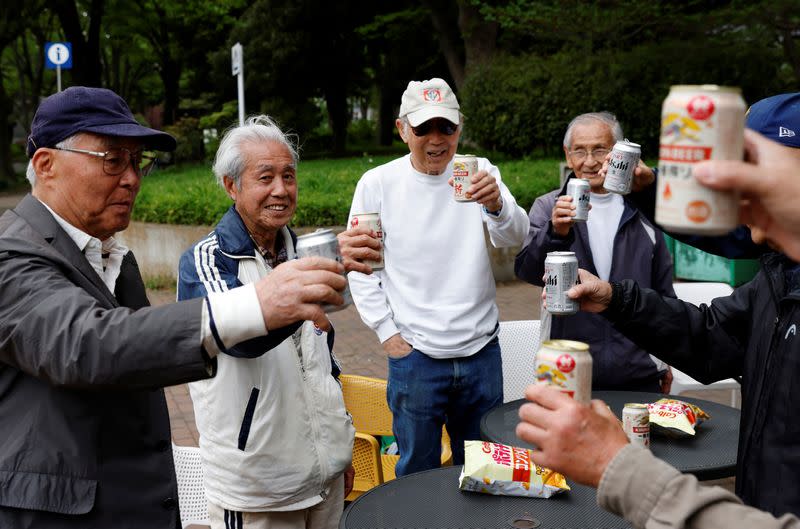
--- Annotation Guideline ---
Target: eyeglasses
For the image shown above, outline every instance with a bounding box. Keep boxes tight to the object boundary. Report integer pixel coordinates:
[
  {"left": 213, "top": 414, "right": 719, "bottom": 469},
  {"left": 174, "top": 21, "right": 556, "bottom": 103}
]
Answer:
[
  {"left": 568, "top": 148, "right": 611, "bottom": 161},
  {"left": 411, "top": 119, "right": 458, "bottom": 137},
  {"left": 54, "top": 146, "right": 157, "bottom": 176}
]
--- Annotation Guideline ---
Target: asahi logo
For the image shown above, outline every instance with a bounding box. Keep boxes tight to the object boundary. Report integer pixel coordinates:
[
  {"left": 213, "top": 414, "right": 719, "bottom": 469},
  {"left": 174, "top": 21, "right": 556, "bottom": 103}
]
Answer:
[
  {"left": 546, "top": 274, "right": 558, "bottom": 286},
  {"left": 577, "top": 193, "right": 590, "bottom": 205},
  {"left": 609, "top": 158, "right": 629, "bottom": 171}
]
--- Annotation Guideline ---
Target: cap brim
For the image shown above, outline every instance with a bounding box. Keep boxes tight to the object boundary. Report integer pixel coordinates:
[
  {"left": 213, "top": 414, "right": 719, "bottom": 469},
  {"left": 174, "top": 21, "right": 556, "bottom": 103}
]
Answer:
[
  {"left": 406, "top": 106, "right": 460, "bottom": 127},
  {"left": 84, "top": 123, "right": 177, "bottom": 152}
]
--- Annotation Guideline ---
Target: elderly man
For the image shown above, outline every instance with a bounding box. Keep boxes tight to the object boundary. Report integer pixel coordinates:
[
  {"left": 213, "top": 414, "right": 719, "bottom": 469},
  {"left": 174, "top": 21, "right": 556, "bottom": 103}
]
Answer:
[
  {"left": 177, "top": 115, "right": 379, "bottom": 529},
  {"left": 515, "top": 111, "right": 675, "bottom": 393},
  {"left": 0, "top": 88, "right": 347, "bottom": 529},
  {"left": 347, "top": 78, "right": 529, "bottom": 476}
]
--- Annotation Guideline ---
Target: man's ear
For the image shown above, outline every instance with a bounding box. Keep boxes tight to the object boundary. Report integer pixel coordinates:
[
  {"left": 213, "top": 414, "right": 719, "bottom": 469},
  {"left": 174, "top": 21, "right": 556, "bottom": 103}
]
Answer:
[
  {"left": 223, "top": 175, "right": 238, "bottom": 201},
  {"left": 396, "top": 119, "right": 409, "bottom": 144},
  {"left": 31, "top": 149, "right": 56, "bottom": 183}
]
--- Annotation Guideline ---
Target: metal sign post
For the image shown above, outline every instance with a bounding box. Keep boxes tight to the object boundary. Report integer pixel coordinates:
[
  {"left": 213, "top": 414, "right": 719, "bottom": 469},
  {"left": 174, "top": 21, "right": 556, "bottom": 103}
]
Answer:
[
  {"left": 231, "top": 43, "right": 244, "bottom": 126},
  {"left": 45, "top": 42, "right": 72, "bottom": 92}
]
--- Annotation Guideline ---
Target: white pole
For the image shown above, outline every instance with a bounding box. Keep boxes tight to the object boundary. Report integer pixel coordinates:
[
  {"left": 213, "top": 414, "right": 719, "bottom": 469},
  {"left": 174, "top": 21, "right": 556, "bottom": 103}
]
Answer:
[
  {"left": 237, "top": 69, "right": 245, "bottom": 126},
  {"left": 57, "top": 65, "right": 62, "bottom": 92}
]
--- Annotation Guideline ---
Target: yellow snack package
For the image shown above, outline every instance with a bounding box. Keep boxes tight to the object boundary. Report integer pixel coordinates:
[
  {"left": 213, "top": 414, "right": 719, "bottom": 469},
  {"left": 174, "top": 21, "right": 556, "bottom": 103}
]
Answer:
[
  {"left": 647, "top": 398, "right": 710, "bottom": 437},
  {"left": 458, "top": 441, "right": 570, "bottom": 498}
]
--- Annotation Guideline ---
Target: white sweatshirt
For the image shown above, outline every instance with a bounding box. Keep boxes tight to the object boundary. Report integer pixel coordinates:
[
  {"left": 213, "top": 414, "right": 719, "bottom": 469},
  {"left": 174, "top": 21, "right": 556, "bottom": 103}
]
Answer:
[{"left": 347, "top": 154, "right": 529, "bottom": 358}]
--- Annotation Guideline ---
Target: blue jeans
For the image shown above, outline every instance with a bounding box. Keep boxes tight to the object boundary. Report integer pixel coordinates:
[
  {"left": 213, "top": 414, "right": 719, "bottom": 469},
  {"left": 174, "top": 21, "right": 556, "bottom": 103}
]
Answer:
[{"left": 387, "top": 337, "right": 503, "bottom": 477}]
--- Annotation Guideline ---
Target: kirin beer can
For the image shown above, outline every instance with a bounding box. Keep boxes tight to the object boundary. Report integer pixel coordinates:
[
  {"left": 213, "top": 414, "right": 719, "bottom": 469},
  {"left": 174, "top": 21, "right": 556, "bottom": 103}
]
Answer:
[
  {"left": 544, "top": 251, "right": 579, "bottom": 316},
  {"left": 348, "top": 212, "right": 384, "bottom": 271},
  {"left": 622, "top": 403, "right": 651, "bottom": 449},
  {"left": 295, "top": 229, "right": 352, "bottom": 312},
  {"left": 453, "top": 154, "right": 478, "bottom": 202},
  {"left": 534, "top": 339, "right": 592, "bottom": 404},
  {"left": 566, "top": 178, "right": 590, "bottom": 221},
  {"left": 603, "top": 140, "right": 641, "bottom": 195},
  {"left": 656, "top": 85, "right": 745, "bottom": 235}
]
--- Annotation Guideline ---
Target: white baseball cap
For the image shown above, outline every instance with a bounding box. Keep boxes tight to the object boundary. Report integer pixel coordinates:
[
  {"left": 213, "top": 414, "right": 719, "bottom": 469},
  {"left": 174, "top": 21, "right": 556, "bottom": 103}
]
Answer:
[{"left": 399, "top": 78, "right": 460, "bottom": 127}]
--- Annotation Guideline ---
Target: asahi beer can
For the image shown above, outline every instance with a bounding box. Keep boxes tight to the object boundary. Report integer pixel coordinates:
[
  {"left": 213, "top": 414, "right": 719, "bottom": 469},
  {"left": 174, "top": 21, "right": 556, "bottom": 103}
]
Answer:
[
  {"left": 604, "top": 140, "right": 641, "bottom": 195},
  {"left": 534, "top": 339, "right": 592, "bottom": 404},
  {"left": 656, "top": 85, "right": 745, "bottom": 235},
  {"left": 566, "top": 178, "right": 591, "bottom": 221},
  {"left": 622, "top": 403, "right": 651, "bottom": 449},
  {"left": 453, "top": 154, "right": 478, "bottom": 202},
  {"left": 295, "top": 229, "right": 352, "bottom": 312},
  {"left": 348, "top": 212, "right": 384, "bottom": 271},
  {"left": 544, "top": 251, "right": 579, "bottom": 316}
]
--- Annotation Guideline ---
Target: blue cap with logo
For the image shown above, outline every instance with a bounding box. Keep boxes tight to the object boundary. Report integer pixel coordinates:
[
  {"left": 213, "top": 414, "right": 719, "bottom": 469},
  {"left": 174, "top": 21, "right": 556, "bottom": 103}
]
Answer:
[
  {"left": 26, "top": 86, "right": 176, "bottom": 158},
  {"left": 745, "top": 92, "right": 800, "bottom": 149}
]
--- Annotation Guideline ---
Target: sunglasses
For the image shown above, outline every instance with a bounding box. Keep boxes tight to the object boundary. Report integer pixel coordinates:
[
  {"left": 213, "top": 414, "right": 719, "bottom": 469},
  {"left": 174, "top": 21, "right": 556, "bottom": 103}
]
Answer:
[{"left": 411, "top": 119, "right": 459, "bottom": 137}]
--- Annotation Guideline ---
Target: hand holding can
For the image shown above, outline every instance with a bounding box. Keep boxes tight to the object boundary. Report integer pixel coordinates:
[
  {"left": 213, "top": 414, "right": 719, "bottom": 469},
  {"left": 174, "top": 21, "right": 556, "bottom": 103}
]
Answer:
[
  {"left": 295, "top": 229, "right": 353, "bottom": 312},
  {"left": 603, "top": 140, "right": 641, "bottom": 195},
  {"left": 346, "top": 213, "right": 384, "bottom": 271},
  {"left": 452, "top": 154, "right": 478, "bottom": 202}
]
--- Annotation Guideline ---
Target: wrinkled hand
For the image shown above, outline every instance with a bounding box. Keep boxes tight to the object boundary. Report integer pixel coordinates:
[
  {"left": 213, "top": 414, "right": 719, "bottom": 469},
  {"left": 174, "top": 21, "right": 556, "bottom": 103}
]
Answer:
[
  {"left": 448, "top": 169, "right": 502, "bottom": 211},
  {"left": 631, "top": 160, "right": 655, "bottom": 192},
  {"left": 516, "top": 385, "right": 629, "bottom": 488},
  {"left": 660, "top": 366, "right": 674, "bottom": 394},
  {"left": 382, "top": 333, "right": 412, "bottom": 358},
  {"left": 566, "top": 268, "right": 613, "bottom": 313},
  {"left": 254, "top": 257, "right": 346, "bottom": 331},
  {"left": 693, "top": 129, "right": 800, "bottom": 262},
  {"left": 343, "top": 464, "right": 355, "bottom": 498},
  {"left": 338, "top": 226, "right": 382, "bottom": 275},
  {"left": 551, "top": 195, "right": 576, "bottom": 237}
]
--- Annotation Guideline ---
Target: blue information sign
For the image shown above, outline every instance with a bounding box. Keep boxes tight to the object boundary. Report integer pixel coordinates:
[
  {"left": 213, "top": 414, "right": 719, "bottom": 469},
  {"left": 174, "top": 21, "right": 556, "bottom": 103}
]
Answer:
[{"left": 45, "top": 42, "right": 72, "bottom": 70}]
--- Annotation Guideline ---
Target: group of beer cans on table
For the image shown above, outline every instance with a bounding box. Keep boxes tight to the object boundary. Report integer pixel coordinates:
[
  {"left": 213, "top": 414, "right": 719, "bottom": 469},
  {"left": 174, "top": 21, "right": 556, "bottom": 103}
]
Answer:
[{"left": 537, "top": 84, "right": 745, "bottom": 448}]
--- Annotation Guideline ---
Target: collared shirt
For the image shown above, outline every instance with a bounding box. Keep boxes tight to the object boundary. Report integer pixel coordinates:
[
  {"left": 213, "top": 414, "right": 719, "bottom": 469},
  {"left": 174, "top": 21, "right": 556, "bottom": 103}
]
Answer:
[{"left": 38, "top": 199, "right": 267, "bottom": 360}]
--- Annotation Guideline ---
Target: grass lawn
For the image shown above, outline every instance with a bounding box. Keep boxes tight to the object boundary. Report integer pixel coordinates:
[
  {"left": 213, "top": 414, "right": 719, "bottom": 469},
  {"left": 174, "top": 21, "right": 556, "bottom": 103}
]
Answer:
[{"left": 132, "top": 155, "right": 563, "bottom": 227}]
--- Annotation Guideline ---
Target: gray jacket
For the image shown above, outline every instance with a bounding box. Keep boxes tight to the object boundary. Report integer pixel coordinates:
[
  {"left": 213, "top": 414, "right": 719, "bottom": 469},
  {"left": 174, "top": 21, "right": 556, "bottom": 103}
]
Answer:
[
  {"left": 599, "top": 445, "right": 800, "bottom": 529},
  {"left": 0, "top": 195, "right": 215, "bottom": 528}
]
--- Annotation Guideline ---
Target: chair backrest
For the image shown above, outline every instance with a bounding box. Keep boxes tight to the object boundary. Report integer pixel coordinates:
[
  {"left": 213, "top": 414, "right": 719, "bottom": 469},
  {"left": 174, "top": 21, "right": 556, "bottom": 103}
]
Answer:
[
  {"left": 499, "top": 320, "right": 541, "bottom": 403},
  {"left": 172, "top": 443, "right": 210, "bottom": 528},
  {"left": 673, "top": 281, "right": 733, "bottom": 307},
  {"left": 340, "top": 374, "right": 394, "bottom": 436}
]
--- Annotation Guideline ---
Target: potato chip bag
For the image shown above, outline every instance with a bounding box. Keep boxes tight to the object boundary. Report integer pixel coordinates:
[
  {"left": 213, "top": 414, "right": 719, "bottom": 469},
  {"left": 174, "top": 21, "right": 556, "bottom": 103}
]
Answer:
[
  {"left": 647, "top": 398, "right": 710, "bottom": 437},
  {"left": 458, "top": 441, "right": 569, "bottom": 498}
]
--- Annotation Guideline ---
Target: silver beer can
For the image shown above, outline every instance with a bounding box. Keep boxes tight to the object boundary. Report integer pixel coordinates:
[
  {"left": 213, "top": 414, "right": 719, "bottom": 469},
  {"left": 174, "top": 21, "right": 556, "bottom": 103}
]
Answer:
[
  {"left": 566, "top": 178, "right": 590, "bottom": 221},
  {"left": 453, "top": 154, "right": 478, "bottom": 202},
  {"left": 295, "top": 229, "right": 352, "bottom": 312},
  {"left": 622, "top": 403, "right": 651, "bottom": 449},
  {"left": 535, "top": 339, "right": 592, "bottom": 404},
  {"left": 604, "top": 140, "right": 641, "bottom": 195},
  {"left": 656, "top": 85, "right": 745, "bottom": 235},
  {"left": 348, "top": 212, "right": 384, "bottom": 271},
  {"left": 544, "top": 251, "right": 579, "bottom": 316}
]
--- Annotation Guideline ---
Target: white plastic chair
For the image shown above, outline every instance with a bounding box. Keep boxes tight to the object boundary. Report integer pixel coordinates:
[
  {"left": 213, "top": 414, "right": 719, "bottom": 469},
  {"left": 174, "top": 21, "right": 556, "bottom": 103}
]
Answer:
[
  {"left": 499, "top": 320, "right": 541, "bottom": 403},
  {"left": 172, "top": 443, "right": 210, "bottom": 528},
  {"left": 670, "top": 282, "right": 740, "bottom": 407}
]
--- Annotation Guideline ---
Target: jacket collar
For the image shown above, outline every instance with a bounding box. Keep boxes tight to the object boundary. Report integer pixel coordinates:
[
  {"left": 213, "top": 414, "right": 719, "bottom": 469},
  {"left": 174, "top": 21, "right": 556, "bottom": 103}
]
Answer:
[{"left": 215, "top": 205, "right": 297, "bottom": 258}]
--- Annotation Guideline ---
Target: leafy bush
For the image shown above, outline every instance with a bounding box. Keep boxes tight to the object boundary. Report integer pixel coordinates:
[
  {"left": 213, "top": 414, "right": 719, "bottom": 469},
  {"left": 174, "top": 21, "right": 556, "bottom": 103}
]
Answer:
[
  {"left": 133, "top": 155, "right": 563, "bottom": 226},
  {"left": 163, "top": 117, "right": 205, "bottom": 164}
]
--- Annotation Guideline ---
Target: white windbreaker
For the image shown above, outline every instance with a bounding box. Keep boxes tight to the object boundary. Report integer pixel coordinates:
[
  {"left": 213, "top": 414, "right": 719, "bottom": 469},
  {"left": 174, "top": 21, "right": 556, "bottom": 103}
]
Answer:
[{"left": 184, "top": 224, "right": 354, "bottom": 512}]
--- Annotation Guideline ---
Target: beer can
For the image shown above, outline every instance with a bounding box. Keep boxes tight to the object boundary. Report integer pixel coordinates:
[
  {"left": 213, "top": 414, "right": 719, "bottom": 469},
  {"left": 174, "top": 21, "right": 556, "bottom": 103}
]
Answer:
[
  {"left": 603, "top": 140, "right": 641, "bottom": 195},
  {"left": 348, "top": 212, "right": 384, "bottom": 271},
  {"left": 544, "top": 251, "right": 579, "bottom": 316},
  {"left": 656, "top": 85, "right": 745, "bottom": 235},
  {"left": 534, "top": 339, "right": 592, "bottom": 404},
  {"left": 622, "top": 403, "right": 651, "bottom": 449},
  {"left": 295, "top": 229, "right": 352, "bottom": 312},
  {"left": 566, "top": 178, "right": 590, "bottom": 221},
  {"left": 453, "top": 154, "right": 478, "bottom": 202}
]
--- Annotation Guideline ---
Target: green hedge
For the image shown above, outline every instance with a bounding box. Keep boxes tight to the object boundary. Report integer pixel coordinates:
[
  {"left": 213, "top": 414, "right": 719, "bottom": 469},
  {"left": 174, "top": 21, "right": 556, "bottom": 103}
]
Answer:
[{"left": 132, "top": 155, "right": 561, "bottom": 226}]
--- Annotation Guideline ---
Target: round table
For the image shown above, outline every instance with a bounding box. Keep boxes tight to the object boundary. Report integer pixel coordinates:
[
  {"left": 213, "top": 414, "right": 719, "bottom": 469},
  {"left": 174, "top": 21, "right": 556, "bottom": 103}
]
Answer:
[
  {"left": 481, "top": 390, "right": 740, "bottom": 481},
  {"left": 339, "top": 465, "right": 630, "bottom": 529}
]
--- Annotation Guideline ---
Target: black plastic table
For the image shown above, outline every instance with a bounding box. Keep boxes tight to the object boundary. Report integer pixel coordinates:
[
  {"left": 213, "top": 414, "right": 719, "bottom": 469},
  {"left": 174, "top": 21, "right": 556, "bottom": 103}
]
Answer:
[
  {"left": 481, "top": 390, "right": 740, "bottom": 481},
  {"left": 339, "top": 465, "right": 630, "bottom": 529}
]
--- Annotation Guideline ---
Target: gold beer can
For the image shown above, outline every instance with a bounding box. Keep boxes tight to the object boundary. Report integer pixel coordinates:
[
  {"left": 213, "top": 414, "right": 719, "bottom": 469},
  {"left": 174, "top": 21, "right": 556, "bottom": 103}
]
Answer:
[
  {"left": 656, "top": 85, "right": 745, "bottom": 235},
  {"left": 534, "top": 340, "right": 592, "bottom": 404},
  {"left": 453, "top": 154, "right": 478, "bottom": 202},
  {"left": 348, "top": 212, "right": 384, "bottom": 271},
  {"left": 622, "top": 403, "right": 651, "bottom": 449}
]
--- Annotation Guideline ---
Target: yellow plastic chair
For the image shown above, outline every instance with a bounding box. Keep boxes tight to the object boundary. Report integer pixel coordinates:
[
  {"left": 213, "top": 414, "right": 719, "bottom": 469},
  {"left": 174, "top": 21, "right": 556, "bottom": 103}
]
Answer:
[{"left": 340, "top": 374, "right": 452, "bottom": 500}]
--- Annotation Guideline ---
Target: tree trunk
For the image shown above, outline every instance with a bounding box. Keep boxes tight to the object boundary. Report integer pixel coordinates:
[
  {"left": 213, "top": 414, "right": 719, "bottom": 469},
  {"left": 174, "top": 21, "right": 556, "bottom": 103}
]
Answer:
[
  {"left": 421, "top": 0, "right": 465, "bottom": 90},
  {"left": 378, "top": 82, "right": 396, "bottom": 146},
  {"left": 458, "top": 0, "right": 497, "bottom": 73},
  {"left": 325, "top": 84, "right": 349, "bottom": 155},
  {"left": 160, "top": 58, "right": 181, "bottom": 126},
  {"left": 0, "top": 79, "right": 17, "bottom": 187},
  {"left": 51, "top": 0, "right": 104, "bottom": 87}
]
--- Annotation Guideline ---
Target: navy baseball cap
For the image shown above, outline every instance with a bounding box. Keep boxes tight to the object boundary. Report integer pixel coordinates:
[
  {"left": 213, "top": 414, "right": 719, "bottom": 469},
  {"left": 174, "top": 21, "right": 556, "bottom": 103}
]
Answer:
[
  {"left": 26, "top": 86, "right": 176, "bottom": 157},
  {"left": 745, "top": 92, "right": 800, "bottom": 149}
]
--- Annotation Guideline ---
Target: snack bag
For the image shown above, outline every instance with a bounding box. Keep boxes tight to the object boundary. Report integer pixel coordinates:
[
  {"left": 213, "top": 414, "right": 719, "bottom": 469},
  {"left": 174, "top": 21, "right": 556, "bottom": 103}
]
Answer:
[
  {"left": 647, "top": 398, "right": 710, "bottom": 437},
  {"left": 458, "top": 441, "right": 569, "bottom": 498}
]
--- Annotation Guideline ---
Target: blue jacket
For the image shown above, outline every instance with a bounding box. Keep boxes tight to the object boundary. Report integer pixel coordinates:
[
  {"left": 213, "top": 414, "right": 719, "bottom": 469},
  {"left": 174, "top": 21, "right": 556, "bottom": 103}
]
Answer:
[
  {"left": 177, "top": 206, "right": 337, "bottom": 374},
  {"left": 515, "top": 174, "right": 675, "bottom": 389},
  {"left": 605, "top": 253, "right": 800, "bottom": 516}
]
